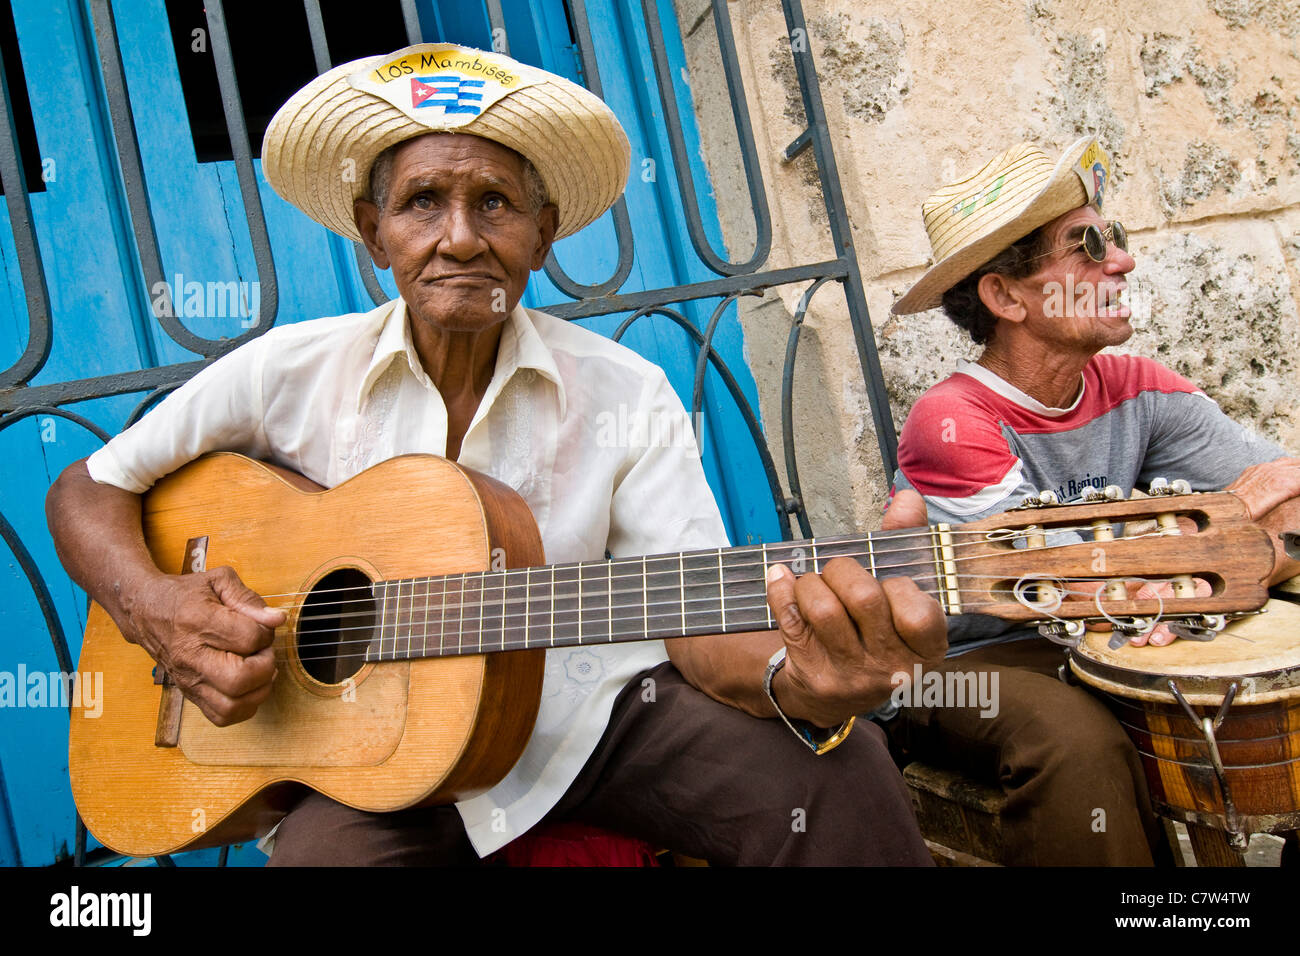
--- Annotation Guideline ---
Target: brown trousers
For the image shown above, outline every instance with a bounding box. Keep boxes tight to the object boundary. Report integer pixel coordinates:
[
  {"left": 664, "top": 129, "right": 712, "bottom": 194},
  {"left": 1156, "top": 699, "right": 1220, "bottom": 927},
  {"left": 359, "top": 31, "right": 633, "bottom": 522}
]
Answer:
[
  {"left": 888, "top": 638, "right": 1171, "bottom": 866},
  {"left": 269, "top": 661, "right": 934, "bottom": 866}
]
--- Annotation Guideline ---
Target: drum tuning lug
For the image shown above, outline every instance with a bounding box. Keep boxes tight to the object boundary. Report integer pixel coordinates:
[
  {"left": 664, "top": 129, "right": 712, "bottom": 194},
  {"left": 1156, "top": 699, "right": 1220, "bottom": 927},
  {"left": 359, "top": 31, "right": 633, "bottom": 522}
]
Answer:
[
  {"left": 1168, "top": 614, "right": 1226, "bottom": 642},
  {"left": 1283, "top": 531, "right": 1300, "bottom": 560},
  {"left": 1107, "top": 617, "right": 1154, "bottom": 648},
  {"left": 1038, "top": 619, "right": 1084, "bottom": 646}
]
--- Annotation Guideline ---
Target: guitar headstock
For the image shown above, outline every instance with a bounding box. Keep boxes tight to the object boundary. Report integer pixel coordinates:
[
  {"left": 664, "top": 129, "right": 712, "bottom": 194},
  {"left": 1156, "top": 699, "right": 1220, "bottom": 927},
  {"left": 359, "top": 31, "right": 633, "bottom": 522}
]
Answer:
[{"left": 947, "top": 486, "right": 1273, "bottom": 634}]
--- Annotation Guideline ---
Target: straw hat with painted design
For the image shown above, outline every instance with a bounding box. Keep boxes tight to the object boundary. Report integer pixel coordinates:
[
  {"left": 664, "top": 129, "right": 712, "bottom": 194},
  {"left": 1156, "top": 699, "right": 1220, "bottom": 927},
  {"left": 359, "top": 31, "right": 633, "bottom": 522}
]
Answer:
[
  {"left": 891, "top": 136, "right": 1112, "bottom": 315},
  {"left": 262, "top": 43, "right": 630, "bottom": 243}
]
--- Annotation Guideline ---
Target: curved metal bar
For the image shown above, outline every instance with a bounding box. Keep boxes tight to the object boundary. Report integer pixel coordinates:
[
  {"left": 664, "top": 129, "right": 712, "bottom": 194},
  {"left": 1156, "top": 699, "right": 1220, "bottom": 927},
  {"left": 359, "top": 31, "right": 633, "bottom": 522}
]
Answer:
[
  {"left": 781, "top": 277, "right": 836, "bottom": 540},
  {"left": 353, "top": 243, "right": 389, "bottom": 307},
  {"left": 640, "top": 0, "right": 771, "bottom": 277},
  {"left": 400, "top": 0, "right": 422, "bottom": 44},
  {"left": 612, "top": 306, "right": 792, "bottom": 540},
  {"left": 690, "top": 291, "right": 754, "bottom": 430},
  {"left": 75, "top": 813, "right": 85, "bottom": 867},
  {"left": 0, "top": 404, "right": 113, "bottom": 442},
  {"left": 202, "top": 0, "right": 278, "bottom": 348},
  {"left": 0, "top": 37, "right": 52, "bottom": 388},
  {"left": 125, "top": 383, "right": 183, "bottom": 429},
  {"left": 89, "top": 0, "right": 217, "bottom": 358},
  {"left": 539, "top": 0, "right": 635, "bottom": 299},
  {"left": 302, "top": 0, "right": 331, "bottom": 73},
  {"left": 484, "top": 0, "right": 509, "bottom": 53},
  {"left": 300, "top": 2, "right": 389, "bottom": 311},
  {"left": 0, "top": 509, "right": 73, "bottom": 681},
  {"left": 780, "top": 0, "right": 897, "bottom": 475},
  {"left": 542, "top": 200, "right": 635, "bottom": 299}
]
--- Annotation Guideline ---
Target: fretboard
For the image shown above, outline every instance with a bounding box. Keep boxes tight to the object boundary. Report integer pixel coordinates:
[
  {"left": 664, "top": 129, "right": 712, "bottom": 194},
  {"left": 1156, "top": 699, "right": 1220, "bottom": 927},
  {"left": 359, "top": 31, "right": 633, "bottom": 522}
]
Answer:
[{"left": 365, "top": 529, "right": 950, "bottom": 662}]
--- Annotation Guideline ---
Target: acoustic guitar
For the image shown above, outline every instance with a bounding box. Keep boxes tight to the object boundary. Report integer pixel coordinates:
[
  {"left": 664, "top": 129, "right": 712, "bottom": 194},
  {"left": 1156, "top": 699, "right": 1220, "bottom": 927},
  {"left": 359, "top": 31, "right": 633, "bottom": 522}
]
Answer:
[{"left": 68, "top": 453, "right": 1275, "bottom": 856}]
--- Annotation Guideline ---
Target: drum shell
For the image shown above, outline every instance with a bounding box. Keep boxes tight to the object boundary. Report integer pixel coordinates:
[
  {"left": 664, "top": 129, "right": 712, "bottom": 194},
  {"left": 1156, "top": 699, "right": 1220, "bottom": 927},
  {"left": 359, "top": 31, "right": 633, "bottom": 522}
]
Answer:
[
  {"left": 1069, "top": 600, "right": 1300, "bottom": 836},
  {"left": 1088, "top": 690, "right": 1300, "bottom": 833}
]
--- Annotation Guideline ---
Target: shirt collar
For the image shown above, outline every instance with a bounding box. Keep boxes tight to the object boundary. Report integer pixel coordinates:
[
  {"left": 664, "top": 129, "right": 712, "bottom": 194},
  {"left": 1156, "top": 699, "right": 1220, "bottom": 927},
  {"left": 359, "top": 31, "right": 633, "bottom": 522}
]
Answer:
[
  {"left": 356, "top": 298, "right": 566, "bottom": 418},
  {"left": 955, "top": 358, "right": 1085, "bottom": 417}
]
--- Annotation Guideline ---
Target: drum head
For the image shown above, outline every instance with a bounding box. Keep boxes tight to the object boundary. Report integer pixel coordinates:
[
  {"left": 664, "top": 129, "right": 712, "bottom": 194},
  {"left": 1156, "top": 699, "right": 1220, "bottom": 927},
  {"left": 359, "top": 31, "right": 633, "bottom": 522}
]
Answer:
[{"left": 1070, "top": 599, "right": 1300, "bottom": 705}]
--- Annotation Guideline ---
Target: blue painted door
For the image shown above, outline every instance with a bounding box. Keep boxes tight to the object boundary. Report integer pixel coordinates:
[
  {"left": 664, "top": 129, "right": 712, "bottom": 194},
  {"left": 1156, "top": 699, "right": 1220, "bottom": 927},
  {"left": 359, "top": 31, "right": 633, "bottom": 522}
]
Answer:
[{"left": 0, "top": 0, "right": 775, "bottom": 865}]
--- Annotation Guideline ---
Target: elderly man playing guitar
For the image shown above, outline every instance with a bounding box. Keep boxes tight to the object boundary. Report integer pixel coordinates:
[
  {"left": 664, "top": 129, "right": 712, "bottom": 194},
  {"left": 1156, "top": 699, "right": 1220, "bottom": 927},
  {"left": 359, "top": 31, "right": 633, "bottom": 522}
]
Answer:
[
  {"left": 884, "top": 136, "right": 1300, "bottom": 865},
  {"left": 45, "top": 44, "right": 944, "bottom": 865}
]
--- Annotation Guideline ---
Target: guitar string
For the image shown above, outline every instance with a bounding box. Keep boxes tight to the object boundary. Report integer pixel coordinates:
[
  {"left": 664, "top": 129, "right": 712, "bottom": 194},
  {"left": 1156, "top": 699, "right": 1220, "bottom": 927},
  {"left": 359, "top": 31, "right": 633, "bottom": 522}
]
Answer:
[
  {"left": 248, "top": 520, "right": 1149, "bottom": 602},
  {"left": 272, "top": 523, "right": 1184, "bottom": 623},
  {"left": 258, "top": 523, "right": 1179, "bottom": 621},
  {"left": 277, "top": 575, "right": 1202, "bottom": 664}
]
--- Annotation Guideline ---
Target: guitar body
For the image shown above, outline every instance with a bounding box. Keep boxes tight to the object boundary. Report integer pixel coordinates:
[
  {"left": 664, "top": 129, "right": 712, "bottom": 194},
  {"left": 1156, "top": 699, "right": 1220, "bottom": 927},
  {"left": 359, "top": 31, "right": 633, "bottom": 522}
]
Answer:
[{"left": 69, "top": 453, "right": 546, "bottom": 858}]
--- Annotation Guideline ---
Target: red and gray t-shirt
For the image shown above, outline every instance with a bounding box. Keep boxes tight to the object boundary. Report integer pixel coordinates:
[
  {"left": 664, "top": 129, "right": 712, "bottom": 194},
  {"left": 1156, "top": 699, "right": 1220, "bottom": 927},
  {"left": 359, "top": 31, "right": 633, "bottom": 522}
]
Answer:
[
  {"left": 893, "top": 354, "right": 1280, "bottom": 525},
  {"left": 891, "top": 354, "right": 1282, "bottom": 649}
]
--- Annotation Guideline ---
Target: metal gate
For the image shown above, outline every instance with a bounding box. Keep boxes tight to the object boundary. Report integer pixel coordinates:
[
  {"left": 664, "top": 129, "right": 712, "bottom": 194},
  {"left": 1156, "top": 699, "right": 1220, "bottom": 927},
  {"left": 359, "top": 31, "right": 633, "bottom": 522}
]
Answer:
[{"left": 0, "top": 0, "right": 895, "bottom": 866}]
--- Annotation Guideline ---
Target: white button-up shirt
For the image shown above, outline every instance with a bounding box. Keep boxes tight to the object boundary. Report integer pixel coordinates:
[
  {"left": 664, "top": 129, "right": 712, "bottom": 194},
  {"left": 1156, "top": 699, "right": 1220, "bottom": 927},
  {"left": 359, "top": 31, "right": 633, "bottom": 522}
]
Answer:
[{"left": 87, "top": 299, "right": 730, "bottom": 856}]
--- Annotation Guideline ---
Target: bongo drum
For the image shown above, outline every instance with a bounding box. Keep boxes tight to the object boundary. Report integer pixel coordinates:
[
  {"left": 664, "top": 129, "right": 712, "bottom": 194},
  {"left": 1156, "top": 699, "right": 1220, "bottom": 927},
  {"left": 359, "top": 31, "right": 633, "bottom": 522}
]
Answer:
[{"left": 1069, "top": 599, "right": 1300, "bottom": 850}]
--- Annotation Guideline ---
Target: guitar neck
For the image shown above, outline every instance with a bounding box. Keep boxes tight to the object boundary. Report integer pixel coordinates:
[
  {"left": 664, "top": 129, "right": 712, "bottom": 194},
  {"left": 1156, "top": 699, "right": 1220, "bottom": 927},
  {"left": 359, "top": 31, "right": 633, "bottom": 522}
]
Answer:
[{"left": 366, "top": 528, "right": 952, "bottom": 661}]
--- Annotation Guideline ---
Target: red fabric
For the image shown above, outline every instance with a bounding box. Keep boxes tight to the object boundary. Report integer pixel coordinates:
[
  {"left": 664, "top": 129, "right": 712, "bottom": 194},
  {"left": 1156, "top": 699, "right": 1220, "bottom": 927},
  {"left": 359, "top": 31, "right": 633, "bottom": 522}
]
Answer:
[{"left": 491, "top": 822, "right": 660, "bottom": 867}]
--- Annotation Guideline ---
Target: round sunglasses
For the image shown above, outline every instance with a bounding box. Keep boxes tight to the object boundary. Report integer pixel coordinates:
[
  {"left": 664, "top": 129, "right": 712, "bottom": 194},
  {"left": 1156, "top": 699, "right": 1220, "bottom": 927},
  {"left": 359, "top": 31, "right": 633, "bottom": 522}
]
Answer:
[{"left": 1027, "top": 221, "right": 1128, "bottom": 263}]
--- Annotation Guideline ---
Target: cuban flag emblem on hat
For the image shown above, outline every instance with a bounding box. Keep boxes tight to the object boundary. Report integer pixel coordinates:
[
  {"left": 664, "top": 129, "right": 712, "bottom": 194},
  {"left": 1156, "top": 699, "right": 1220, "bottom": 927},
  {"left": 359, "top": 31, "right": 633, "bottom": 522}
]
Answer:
[{"left": 410, "top": 75, "right": 486, "bottom": 115}]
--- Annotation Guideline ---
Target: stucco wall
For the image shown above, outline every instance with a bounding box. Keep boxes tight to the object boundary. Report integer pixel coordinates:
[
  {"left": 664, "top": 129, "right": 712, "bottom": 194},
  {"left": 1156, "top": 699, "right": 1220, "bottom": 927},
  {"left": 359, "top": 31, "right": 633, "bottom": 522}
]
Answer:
[{"left": 675, "top": 0, "right": 1300, "bottom": 536}]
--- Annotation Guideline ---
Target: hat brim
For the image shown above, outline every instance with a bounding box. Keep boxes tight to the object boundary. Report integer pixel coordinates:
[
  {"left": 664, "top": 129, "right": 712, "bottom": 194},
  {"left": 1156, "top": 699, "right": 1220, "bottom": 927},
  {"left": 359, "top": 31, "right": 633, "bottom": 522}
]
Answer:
[
  {"left": 891, "top": 137, "right": 1096, "bottom": 315},
  {"left": 261, "top": 49, "right": 631, "bottom": 243}
]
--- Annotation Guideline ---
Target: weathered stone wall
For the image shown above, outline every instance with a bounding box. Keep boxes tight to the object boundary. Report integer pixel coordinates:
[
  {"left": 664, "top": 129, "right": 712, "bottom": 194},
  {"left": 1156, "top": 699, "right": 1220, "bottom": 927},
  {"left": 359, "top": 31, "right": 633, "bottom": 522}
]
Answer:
[{"left": 674, "top": 0, "right": 1300, "bottom": 536}]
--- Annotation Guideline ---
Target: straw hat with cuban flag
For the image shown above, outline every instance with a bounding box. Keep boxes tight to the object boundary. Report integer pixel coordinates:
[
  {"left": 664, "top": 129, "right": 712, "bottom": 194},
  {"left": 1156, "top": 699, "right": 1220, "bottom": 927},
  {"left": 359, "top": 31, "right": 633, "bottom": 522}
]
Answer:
[
  {"left": 891, "top": 136, "right": 1112, "bottom": 315},
  {"left": 261, "top": 43, "right": 631, "bottom": 243}
]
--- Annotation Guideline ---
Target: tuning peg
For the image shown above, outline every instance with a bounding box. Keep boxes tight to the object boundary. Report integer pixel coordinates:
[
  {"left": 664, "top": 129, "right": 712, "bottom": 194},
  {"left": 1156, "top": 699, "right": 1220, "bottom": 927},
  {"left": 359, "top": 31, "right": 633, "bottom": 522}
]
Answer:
[
  {"left": 1083, "top": 484, "right": 1125, "bottom": 502},
  {"left": 1170, "top": 479, "right": 1191, "bottom": 494},
  {"left": 1148, "top": 477, "right": 1169, "bottom": 495}
]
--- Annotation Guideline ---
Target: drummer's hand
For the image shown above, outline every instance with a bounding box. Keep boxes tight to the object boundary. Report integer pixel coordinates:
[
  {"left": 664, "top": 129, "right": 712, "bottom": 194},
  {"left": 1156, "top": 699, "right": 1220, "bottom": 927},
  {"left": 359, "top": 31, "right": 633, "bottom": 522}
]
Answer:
[
  {"left": 1225, "top": 457, "right": 1300, "bottom": 521},
  {"left": 1127, "top": 578, "right": 1213, "bottom": 648}
]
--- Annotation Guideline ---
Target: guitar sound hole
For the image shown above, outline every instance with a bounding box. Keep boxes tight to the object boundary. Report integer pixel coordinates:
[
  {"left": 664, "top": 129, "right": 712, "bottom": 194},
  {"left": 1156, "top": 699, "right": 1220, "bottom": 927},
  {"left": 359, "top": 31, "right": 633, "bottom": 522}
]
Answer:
[{"left": 298, "top": 568, "right": 376, "bottom": 685}]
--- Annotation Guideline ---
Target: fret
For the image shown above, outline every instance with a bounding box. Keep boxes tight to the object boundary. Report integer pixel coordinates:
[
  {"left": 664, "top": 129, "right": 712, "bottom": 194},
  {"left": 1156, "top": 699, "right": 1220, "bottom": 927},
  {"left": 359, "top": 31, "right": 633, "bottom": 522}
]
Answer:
[
  {"left": 641, "top": 555, "right": 648, "bottom": 639},
  {"left": 867, "top": 533, "right": 877, "bottom": 576},
  {"left": 811, "top": 540, "right": 819, "bottom": 574},
  {"left": 476, "top": 571, "right": 488, "bottom": 653},
  {"left": 439, "top": 573, "right": 448, "bottom": 657},
  {"left": 500, "top": 568, "right": 530, "bottom": 650},
  {"left": 525, "top": 565, "right": 552, "bottom": 649},
  {"left": 717, "top": 550, "right": 726, "bottom": 631},
  {"left": 552, "top": 562, "right": 581, "bottom": 647},
  {"left": 761, "top": 543, "right": 774, "bottom": 629},
  {"left": 608, "top": 556, "right": 648, "bottom": 643},
  {"left": 371, "top": 581, "right": 388, "bottom": 661},
  {"left": 678, "top": 553, "right": 685, "bottom": 634},
  {"left": 720, "top": 546, "right": 770, "bottom": 631},
  {"left": 870, "top": 527, "right": 936, "bottom": 584},
  {"left": 579, "top": 561, "right": 610, "bottom": 643},
  {"left": 478, "top": 570, "right": 504, "bottom": 653},
  {"left": 524, "top": 567, "right": 531, "bottom": 649},
  {"left": 680, "top": 549, "right": 725, "bottom": 635},
  {"left": 607, "top": 560, "right": 614, "bottom": 642},
  {"left": 396, "top": 578, "right": 410, "bottom": 661},
  {"left": 644, "top": 553, "right": 684, "bottom": 640},
  {"left": 455, "top": 572, "right": 471, "bottom": 655},
  {"left": 936, "top": 524, "right": 961, "bottom": 615},
  {"left": 929, "top": 527, "right": 950, "bottom": 616},
  {"left": 418, "top": 576, "right": 430, "bottom": 659},
  {"left": 813, "top": 534, "right": 868, "bottom": 565}
]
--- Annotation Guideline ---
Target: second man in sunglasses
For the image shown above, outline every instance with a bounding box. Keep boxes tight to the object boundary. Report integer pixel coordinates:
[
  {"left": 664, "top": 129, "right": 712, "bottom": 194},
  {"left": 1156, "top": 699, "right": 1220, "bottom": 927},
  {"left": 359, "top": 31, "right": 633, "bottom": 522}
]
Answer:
[{"left": 880, "top": 137, "right": 1300, "bottom": 865}]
